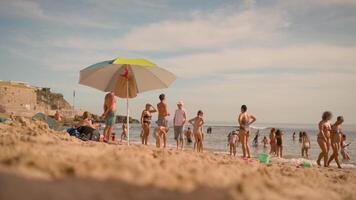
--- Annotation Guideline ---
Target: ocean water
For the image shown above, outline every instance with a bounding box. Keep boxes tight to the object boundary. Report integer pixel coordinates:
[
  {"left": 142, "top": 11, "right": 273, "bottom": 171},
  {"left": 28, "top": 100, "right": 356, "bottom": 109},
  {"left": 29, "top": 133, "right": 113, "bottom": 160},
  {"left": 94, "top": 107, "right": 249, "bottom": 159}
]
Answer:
[{"left": 108, "top": 122, "right": 356, "bottom": 165}]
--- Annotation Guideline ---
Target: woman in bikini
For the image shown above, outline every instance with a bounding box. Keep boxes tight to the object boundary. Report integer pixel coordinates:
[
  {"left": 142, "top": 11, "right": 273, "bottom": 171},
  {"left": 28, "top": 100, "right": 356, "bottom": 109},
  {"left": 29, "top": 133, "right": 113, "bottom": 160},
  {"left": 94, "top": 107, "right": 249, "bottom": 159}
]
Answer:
[
  {"left": 327, "top": 116, "right": 344, "bottom": 168},
  {"left": 275, "top": 129, "right": 283, "bottom": 158},
  {"left": 317, "top": 111, "right": 332, "bottom": 167},
  {"left": 140, "top": 104, "right": 157, "bottom": 145},
  {"left": 238, "top": 105, "right": 256, "bottom": 159},
  {"left": 189, "top": 110, "right": 205, "bottom": 153},
  {"left": 301, "top": 132, "right": 311, "bottom": 158}
]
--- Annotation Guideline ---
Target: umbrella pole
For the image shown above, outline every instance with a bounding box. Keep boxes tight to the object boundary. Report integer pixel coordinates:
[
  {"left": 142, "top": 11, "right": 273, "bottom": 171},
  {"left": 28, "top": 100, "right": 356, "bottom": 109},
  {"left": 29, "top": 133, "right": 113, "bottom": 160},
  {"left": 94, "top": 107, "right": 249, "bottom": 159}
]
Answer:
[{"left": 126, "top": 78, "right": 130, "bottom": 146}]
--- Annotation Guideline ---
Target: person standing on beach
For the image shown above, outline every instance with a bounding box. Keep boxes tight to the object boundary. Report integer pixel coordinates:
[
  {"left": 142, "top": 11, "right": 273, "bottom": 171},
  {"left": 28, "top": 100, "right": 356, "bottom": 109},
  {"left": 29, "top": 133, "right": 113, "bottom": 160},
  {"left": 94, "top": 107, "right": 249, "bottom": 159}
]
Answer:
[
  {"left": 275, "top": 129, "right": 284, "bottom": 158},
  {"left": 140, "top": 104, "right": 157, "bottom": 145},
  {"left": 102, "top": 91, "right": 117, "bottom": 142},
  {"left": 262, "top": 136, "right": 268, "bottom": 149},
  {"left": 189, "top": 110, "right": 205, "bottom": 152},
  {"left": 317, "top": 111, "right": 332, "bottom": 167},
  {"left": 238, "top": 105, "right": 256, "bottom": 158},
  {"left": 301, "top": 132, "right": 311, "bottom": 158},
  {"left": 173, "top": 101, "right": 187, "bottom": 150},
  {"left": 327, "top": 116, "right": 344, "bottom": 168},
  {"left": 155, "top": 94, "right": 170, "bottom": 148},
  {"left": 227, "top": 130, "right": 238, "bottom": 156},
  {"left": 269, "top": 128, "right": 276, "bottom": 155}
]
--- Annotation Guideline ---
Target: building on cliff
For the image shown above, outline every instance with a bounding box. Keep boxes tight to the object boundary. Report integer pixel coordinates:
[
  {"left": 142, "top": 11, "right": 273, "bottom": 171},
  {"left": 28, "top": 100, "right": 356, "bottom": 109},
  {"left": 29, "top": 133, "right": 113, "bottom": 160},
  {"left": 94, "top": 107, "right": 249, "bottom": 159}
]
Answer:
[{"left": 0, "top": 80, "right": 74, "bottom": 117}]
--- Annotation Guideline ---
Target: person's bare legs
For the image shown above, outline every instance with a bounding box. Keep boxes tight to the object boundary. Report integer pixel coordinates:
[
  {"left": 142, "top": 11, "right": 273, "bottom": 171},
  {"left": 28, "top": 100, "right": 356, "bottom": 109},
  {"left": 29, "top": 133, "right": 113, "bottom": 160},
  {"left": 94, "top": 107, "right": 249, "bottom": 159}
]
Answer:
[
  {"left": 246, "top": 133, "right": 251, "bottom": 158},
  {"left": 193, "top": 133, "right": 197, "bottom": 152},
  {"left": 328, "top": 144, "right": 342, "bottom": 168},
  {"left": 233, "top": 144, "right": 237, "bottom": 156},
  {"left": 240, "top": 132, "right": 246, "bottom": 157},
  {"left": 105, "top": 125, "right": 113, "bottom": 141},
  {"left": 144, "top": 125, "right": 150, "bottom": 145},
  {"left": 317, "top": 138, "right": 328, "bottom": 167},
  {"left": 229, "top": 145, "right": 233, "bottom": 156},
  {"left": 163, "top": 128, "right": 167, "bottom": 148},
  {"left": 280, "top": 146, "right": 283, "bottom": 158},
  {"left": 180, "top": 138, "right": 184, "bottom": 150},
  {"left": 155, "top": 127, "right": 161, "bottom": 148}
]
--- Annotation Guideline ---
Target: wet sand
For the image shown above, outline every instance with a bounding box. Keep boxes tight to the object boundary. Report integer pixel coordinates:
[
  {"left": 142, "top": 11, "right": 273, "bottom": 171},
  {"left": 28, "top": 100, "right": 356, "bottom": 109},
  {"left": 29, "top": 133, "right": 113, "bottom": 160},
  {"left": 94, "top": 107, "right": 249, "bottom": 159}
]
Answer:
[{"left": 0, "top": 118, "right": 356, "bottom": 200}]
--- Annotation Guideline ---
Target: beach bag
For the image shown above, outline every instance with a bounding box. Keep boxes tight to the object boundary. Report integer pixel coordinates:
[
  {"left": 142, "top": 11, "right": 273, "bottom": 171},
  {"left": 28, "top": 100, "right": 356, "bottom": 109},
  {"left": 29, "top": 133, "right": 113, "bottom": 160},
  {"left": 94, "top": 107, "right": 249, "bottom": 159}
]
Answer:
[
  {"left": 77, "top": 126, "right": 100, "bottom": 141},
  {"left": 67, "top": 128, "right": 80, "bottom": 137}
]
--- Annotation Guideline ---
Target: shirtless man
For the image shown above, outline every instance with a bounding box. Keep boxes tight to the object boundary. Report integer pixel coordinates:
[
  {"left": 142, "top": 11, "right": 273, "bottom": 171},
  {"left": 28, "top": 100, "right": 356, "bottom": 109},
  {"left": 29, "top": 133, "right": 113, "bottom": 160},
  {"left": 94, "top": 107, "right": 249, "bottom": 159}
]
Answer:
[
  {"left": 102, "top": 91, "right": 117, "bottom": 142},
  {"left": 155, "top": 94, "right": 170, "bottom": 148},
  {"left": 238, "top": 105, "right": 256, "bottom": 158},
  {"left": 54, "top": 110, "right": 63, "bottom": 121},
  {"left": 188, "top": 110, "right": 205, "bottom": 152}
]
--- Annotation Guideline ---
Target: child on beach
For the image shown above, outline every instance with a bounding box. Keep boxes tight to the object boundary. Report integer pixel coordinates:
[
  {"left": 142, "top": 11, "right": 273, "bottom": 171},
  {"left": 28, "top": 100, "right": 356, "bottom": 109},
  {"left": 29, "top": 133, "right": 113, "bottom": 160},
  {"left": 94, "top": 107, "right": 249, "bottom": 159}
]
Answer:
[
  {"left": 301, "top": 132, "right": 311, "bottom": 158},
  {"left": 275, "top": 129, "right": 283, "bottom": 158},
  {"left": 341, "top": 134, "right": 351, "bottom": 161},
  {"left": 120, "top": 123, "right": 128, "bottom": 142},
  {"left": 227, "top": 131, "right": 238, "bottom": 156},
  {"left": 185, "top": 127, "right": 193, "bottom": 144},
  {"left": 188, "top": 110, "right": 205, "bottom": 153},
  {"left": 269, "top": 128, "right": 276, "bottom": 155},
  {"left": 262, "top": 136, "right": 268, "bottom": 148}
]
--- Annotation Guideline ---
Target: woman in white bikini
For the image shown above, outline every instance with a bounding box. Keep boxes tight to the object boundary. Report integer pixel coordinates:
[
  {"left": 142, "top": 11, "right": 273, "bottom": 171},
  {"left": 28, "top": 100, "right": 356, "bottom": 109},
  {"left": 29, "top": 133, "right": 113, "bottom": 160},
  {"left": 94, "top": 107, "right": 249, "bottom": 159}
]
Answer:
[
  {"left": 327, "top": 116, "right": 344, "bottom": 168},
  {"left": 238, "top": 105, "right": 256, "bottom": 159},
  {"left": 316, "top": 111, "right": 332, "bottom": 167}
]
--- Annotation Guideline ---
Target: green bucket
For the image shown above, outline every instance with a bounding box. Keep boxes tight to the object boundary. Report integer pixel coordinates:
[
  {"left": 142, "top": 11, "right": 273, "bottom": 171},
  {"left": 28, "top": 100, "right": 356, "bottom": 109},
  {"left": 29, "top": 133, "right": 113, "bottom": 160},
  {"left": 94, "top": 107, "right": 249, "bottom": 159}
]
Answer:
[
  {"left": 302, "top": 160, "right": 312, "bottom": 168},
  {"left": 257, "top": 153, "right": 271, "bottom": 164}
]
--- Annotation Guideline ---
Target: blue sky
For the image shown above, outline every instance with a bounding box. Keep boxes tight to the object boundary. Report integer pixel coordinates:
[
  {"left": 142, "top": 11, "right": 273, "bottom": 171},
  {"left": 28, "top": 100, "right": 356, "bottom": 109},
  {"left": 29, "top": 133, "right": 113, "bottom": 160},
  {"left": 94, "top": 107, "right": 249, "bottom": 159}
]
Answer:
[{"left": 0, "top": 0, "right": 356, "bottom": 124}]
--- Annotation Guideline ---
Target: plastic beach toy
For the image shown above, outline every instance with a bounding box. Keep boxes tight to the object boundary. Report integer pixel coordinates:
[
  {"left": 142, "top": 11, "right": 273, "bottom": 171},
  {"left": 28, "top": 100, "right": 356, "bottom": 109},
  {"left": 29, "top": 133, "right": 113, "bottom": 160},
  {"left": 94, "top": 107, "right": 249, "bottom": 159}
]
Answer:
[
  {"left": 257, "top": 153, "right": 271, "bottom": 164},
  {"left": 301, "top": 160, "right": 312, "bottom": 168}
]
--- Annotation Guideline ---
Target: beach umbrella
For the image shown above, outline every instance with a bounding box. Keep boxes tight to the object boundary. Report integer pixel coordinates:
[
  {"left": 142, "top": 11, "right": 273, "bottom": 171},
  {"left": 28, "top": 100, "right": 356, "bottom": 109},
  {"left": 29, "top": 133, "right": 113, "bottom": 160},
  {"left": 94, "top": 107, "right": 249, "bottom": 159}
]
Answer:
[{"left": 79, "top": 57, "right": 176, "bottom": 145}]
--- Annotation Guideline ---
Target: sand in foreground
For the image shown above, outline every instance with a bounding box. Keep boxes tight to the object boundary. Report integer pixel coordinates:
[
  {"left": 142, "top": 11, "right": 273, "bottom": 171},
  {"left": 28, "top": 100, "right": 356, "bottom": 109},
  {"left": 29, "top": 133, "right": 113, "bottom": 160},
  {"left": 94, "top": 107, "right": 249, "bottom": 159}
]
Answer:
[{"left": 0, "top": 118, "right": 356, "bottom": 200}]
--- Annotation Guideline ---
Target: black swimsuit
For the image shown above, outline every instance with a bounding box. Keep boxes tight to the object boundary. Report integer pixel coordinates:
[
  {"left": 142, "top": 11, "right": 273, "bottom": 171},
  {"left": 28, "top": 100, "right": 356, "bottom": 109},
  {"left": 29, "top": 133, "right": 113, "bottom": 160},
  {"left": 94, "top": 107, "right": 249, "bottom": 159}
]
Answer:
[{"left": 143, "top": 113, "right": 151, "bottom": 124}]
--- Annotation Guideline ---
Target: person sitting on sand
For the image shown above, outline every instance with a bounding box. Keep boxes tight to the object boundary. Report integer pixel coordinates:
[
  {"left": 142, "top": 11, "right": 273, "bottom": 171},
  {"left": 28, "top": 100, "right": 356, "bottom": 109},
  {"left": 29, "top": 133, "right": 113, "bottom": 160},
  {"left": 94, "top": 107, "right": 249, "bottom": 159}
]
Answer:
[
  {"left": 262, "top": 136, "right": 268, "bottom": 148},
  {"left": 102, "top": 91, "right": 117, "bottom": 143},
  {"left": 173, "top": 101, "right": 187, "bottom": 150},
  {"left": 341, "top": 134, "right": 351, "bottom": 161},
  {"left": 317, "top": 111, "right": 332, "bottom": 167},
  {"left": 301, "top": 132, "right": 311, "bottom": 158},
  {"left": 189, "top": 110, "right": 205, "bottom": 153},
  {"left": 238, "top": 105, "right": 256, "bottom": 159},
  {"left": 54, "top": 110, "right": 63, "bottom": 121},
  {"left": 227, "top": 130, "right": 238, "bottom": 156},
  {"left": 269, "top": 128, "right": 277, "bottom": 155},
  {"left": 275, "top": 129, "right": 284, "bottom": 158},
  {"left": 140, "top": 103, "right": 157, "bottom": 145},
  {"left": 120, "top": 123, "right": 128, "bottom": 142},
  {"left": 327, "top": 116, "right": 344, "bottom": 168},
  {"left": 78, "top": 111, "right": 99, "bottom": 129},
  {"left": 185, "top": 127, "right": 193, "bottom": 144},
  {"left": 155, "top": 94, "right": 170, "bottom": 148}
]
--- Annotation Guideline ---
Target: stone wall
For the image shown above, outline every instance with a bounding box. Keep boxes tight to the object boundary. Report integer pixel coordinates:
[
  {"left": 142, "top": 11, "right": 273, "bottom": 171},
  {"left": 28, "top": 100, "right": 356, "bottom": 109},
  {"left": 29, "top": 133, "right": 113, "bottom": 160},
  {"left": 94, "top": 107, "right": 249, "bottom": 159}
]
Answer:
[{"left": 0, "top": 81, "right": 37, "bottom": 117}]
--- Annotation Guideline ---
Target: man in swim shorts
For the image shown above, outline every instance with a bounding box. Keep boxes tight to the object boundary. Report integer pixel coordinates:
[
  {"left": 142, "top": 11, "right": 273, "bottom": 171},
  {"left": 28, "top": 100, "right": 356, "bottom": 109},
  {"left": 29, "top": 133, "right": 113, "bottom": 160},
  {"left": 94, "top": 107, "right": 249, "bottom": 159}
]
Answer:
[
  {"left": 102, "top": 91, "right": 117, "bottom": 142},
  {"left": 155, "top": 94, "right": 170, "bottom": 147},
  {"left": 173, "top": 101, "right": 187, "bottom": 150}
]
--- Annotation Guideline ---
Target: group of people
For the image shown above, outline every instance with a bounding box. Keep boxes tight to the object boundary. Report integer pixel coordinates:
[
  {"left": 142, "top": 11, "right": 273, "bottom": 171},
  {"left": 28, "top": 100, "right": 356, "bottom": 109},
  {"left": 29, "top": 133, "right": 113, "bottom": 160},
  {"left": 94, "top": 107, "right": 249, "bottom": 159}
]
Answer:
[
  {"left": 317, "top": 112, "right": 350, "bottom": 168},
  {"left": 71, "top": 91, "right": 351, "bottom": 168},
  {"left": 138, "top": 93, "right": 205, "bottom": 152}
]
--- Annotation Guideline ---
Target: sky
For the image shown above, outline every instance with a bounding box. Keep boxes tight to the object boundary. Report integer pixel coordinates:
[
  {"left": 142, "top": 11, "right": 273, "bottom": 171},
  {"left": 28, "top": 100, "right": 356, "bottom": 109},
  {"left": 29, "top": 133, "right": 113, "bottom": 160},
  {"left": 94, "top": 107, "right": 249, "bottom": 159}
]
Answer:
[{"left": 0, "top": 0, "right": 356, "bottom": 125}]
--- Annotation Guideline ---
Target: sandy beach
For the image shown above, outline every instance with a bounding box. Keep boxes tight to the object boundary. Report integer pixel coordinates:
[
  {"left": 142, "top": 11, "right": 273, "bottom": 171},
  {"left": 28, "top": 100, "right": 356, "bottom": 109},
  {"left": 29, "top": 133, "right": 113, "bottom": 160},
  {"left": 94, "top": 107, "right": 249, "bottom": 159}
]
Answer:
[{"left": 0, "top": 118, "right": 355, "bottom": 200}]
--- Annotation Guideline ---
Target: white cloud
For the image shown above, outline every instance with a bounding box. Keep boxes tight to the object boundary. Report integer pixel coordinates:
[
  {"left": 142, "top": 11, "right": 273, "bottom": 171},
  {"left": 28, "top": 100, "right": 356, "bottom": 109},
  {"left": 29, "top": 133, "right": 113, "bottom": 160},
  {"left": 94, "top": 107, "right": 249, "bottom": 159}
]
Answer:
[
  {"left": 118, "top": 9, "right": 288, "bottom": 51},
  {"left": 0, "top": 0, "right": 118, "bottom": 29},
  {"left": 158, "top": 44, "right": 356, "bottom": 78}
]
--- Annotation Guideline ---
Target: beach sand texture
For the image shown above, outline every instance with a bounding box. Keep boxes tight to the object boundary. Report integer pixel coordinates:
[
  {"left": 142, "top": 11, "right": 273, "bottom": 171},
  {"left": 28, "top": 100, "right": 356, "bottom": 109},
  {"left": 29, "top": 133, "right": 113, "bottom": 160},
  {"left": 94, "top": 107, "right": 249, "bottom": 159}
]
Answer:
[{"left": 0, "top": 118, "right": 356, "bottom": 200}]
